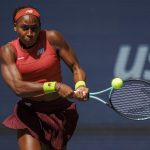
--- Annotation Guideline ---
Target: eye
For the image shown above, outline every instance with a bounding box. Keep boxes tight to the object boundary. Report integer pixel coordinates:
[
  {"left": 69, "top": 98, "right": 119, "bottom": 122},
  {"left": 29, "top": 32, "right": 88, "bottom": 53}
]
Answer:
[
  {"left": 21, "top": 25, "right": 29, "bottom": 31},
  {"left": 31, "top": 25, "right": 39, "bottom": 31}
]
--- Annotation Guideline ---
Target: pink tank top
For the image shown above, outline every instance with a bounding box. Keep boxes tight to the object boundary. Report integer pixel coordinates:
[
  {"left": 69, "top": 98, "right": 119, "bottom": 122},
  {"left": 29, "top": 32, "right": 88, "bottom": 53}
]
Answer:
[{"left": 9, "top": 30, "right": 62, "bottom": 83}]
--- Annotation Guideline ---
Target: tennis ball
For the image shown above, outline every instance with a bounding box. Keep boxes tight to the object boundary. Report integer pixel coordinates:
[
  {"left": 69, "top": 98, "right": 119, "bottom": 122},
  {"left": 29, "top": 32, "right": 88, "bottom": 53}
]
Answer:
[{"left": 111, "top": 78, "right": 123, "bottom": 89}]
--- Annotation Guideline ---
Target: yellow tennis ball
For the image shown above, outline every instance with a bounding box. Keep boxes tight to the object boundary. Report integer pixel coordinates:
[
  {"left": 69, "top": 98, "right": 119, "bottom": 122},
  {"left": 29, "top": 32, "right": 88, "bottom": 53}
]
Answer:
[{"left": 111, "top": 78, "right": 123, "bottom": 89}]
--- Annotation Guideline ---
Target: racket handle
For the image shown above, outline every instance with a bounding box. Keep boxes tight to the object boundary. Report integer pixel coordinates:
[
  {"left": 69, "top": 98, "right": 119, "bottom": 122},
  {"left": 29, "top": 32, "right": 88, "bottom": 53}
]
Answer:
[{"left": 72, "top": 90, "right": 89, "bottom": 100}]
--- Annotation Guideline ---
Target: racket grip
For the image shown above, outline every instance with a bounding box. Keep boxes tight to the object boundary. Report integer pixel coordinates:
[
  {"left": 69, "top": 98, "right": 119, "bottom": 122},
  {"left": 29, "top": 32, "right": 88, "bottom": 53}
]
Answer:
[{"left": 72, "top": 90, "right": 89, "bottom": 100}]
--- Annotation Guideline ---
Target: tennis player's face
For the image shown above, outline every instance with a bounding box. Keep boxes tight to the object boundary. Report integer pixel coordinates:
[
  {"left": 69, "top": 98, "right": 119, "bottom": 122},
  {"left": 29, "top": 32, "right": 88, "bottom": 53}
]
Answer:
[{"left": 14, "top": 15, "right": 41, "bottom": 48}]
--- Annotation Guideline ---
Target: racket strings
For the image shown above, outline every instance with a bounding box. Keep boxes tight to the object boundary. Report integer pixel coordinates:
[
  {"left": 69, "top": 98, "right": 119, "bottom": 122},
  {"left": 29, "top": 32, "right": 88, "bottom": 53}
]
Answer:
[{"left": 111, "top": 81, "right": 150, "bottom": 120}]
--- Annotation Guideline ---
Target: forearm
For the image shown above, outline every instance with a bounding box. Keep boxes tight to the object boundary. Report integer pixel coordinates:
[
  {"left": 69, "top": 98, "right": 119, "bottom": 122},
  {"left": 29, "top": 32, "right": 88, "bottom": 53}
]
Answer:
[
  {"left": 1, "top": 64, "right": 43, "bottom": 97},
  {"left": 6, "top": 79, "right": 44, "bottom": 97},
  {"left": 73, "top": 65, "right": 86, "bottom": 83},
  {"left": 72, "top": 65, "right": 89, "bottom": 100}
]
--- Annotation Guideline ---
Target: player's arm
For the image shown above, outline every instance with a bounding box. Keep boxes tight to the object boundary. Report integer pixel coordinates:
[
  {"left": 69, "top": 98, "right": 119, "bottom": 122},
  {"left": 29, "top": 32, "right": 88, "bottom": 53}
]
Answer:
[
  {"left": 46, "top": 30, "right": 85, "bottom": 82},
  {"left": 46, "top": 30, "right": 89, "bottom": 99},
  {"left": 1, "top": 44, "right": 43, "bottom": 97},
  {"left": 0, "top": 47, "right": 2, "bottom": 60}
]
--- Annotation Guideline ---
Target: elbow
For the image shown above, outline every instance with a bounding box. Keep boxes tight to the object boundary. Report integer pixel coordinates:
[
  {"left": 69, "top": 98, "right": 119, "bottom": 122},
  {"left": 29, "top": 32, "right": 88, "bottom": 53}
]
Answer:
[
  {"left": 13, "top": 87, "right": 23, "bottom": 97},
  {"left": 14, "top": 88, "right": 29, "bottom": 97},
  {"left": 10, "top": 82, "right": 24, "bottom": 97}
]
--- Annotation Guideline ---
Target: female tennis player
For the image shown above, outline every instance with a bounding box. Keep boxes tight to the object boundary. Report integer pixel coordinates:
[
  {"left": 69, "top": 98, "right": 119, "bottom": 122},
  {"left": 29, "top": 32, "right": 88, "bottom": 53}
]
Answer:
[{"left": 1, "top": 5, "right": 89, "bottom": 150}]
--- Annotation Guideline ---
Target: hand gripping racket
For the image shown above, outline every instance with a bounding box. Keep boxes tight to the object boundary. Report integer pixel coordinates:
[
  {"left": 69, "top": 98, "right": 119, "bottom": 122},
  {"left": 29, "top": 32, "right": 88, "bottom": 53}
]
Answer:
[{"left": 89, "top": 79, "right": 150, "bottom": 120}]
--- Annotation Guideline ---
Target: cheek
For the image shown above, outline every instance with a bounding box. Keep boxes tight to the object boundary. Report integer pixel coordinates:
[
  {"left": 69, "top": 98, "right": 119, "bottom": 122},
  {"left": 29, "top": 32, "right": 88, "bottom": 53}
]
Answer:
[
  {"left": 16, "top": 29, "right": 25, "bottom": 37},
  {"left": 34, "top": 31, "right": 40, "bottom": 39}
]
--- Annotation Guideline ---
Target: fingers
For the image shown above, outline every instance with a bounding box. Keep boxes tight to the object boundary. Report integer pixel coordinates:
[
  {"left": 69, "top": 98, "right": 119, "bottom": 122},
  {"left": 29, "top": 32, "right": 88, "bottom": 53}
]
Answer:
[
  {"left": 56, "top": 82, "right": 74, "bottom": 98},
  {"left": 55, "top": 82, "right": 89, "bottom": 101},
  {"left": 74, "top": 88, "right": 89, "bottom": 101}
]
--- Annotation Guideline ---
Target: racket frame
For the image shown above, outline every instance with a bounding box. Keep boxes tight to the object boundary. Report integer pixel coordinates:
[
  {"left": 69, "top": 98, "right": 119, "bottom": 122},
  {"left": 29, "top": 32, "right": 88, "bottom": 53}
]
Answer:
[{"left": 89, "top": 79, "right": 150, "bottom": 121}]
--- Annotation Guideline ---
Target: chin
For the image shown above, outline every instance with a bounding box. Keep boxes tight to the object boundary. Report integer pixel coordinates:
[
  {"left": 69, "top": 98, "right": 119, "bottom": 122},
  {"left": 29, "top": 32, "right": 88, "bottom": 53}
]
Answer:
[{"left": 25, "top": 41, "right": 36, "bottom": 47}]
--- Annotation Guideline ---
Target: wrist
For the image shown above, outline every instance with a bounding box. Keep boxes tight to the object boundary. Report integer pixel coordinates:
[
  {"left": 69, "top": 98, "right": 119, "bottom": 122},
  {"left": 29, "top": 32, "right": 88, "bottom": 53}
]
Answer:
[
  {"left": 43, "top": 82, "right": 56, "bottom": 94},
  {"left": 75, "top": 80, "right": 86, "bottom": 90},
  {"left": 55, "top": 82, "right": 62, "bottom": 92}
]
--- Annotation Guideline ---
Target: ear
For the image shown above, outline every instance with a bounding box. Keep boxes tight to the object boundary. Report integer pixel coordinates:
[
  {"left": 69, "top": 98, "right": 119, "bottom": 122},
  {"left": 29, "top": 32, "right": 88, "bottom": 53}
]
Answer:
[{"left": 14, "top": 23, "right": 17, "bottom": 32}]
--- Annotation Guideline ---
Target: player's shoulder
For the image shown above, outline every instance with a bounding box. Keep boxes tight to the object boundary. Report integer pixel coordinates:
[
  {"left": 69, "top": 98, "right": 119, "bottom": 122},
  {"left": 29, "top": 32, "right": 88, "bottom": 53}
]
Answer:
[
  {"left": 46, "top": 29, "right": 61, "bottom": 35},
  {"left": 1, "top": 43, "right": 16, "bottom": 59},
  {"left": 45, "top": 29, "right": 67, "bottom": 49},
  {"left": 1, "top": 43, "right": 16, "bottom": 53},
  {"left": 45, "top": 29, "right": 64, "bottom": 41}
]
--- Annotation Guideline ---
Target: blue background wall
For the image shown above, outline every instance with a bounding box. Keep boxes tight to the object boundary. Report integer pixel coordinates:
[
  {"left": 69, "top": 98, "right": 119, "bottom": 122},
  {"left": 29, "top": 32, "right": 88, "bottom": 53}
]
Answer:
[{"left": 1, "top": 0, "right": 150, "bottom": 149}]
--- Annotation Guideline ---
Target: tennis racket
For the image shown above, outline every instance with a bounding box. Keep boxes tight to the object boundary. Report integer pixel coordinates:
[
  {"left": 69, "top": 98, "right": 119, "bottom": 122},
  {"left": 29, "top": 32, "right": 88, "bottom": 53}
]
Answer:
[{"left": 89, "top": 79, "right": 150, "bottom": 120}]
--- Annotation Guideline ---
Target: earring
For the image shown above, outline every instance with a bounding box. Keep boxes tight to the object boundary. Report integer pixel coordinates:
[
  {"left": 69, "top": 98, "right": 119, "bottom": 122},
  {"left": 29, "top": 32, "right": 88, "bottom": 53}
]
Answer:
[{"left": 14, "top": 27, "right": 16, "bottom": 32}]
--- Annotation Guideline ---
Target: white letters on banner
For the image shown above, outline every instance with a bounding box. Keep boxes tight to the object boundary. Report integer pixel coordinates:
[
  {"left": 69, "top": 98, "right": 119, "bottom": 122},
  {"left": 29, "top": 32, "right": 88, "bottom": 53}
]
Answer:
[{"left": 114, "top": 45, "right": 150, "bottom": 80}]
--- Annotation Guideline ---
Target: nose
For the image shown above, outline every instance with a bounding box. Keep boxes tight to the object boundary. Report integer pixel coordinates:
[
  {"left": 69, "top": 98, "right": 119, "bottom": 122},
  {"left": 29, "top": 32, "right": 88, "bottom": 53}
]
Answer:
[{"left": 27, "top": 28, "right": 33, "bottom": 37}]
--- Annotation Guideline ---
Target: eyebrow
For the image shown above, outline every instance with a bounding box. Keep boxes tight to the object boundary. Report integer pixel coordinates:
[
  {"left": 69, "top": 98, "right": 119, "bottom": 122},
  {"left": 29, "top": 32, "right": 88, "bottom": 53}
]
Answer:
[
  {"left": 19, "top": 24, "right": 40, "bottom": 31},
  {"left": 20, "top": 24, "right": 39, "bottom": 26}
]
